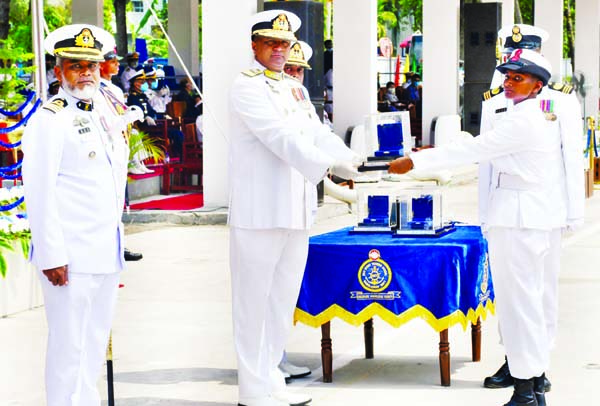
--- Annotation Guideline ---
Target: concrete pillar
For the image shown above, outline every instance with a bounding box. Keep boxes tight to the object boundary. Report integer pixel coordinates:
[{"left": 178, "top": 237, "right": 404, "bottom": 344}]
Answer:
[
  {"left": 534, "top": 0, "right": 563, "bottom": 80},
  {"left": 574, "top": 0, "right": 600, "bottom": 120},
  {"left": 168, "top": 1, "right": 200, "bottom": 77},
  {"left": 422, "top": 0, "right": 460, "bottom": 144},
  {"left": 481, "top": 0, "right": 514, "bottom": 28},
  {"left": 202, "top": 0, "right": 255, "bottom": 207},
  {"left": 332, "top": 0, "right": 378, "bottom": 139},
  {"left": 71, "top": 0, "right": 103, "bottom": 26}
]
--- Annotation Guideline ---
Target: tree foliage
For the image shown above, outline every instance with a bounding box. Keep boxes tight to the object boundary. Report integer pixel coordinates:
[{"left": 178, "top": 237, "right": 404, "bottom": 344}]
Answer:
[
  {"left": 0, "top": 38, "right": 35, "bottom": 109},
  {"left": 7, "top": 0, "right": 71, "bottom": 54}
]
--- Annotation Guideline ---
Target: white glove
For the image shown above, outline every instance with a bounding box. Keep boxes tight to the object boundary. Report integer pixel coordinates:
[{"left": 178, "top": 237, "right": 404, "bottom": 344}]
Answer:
[
  {"left": 565, "top": 218, "right": 584, "bottom": 233},
  {"left": 159, "top": 87, "right": 169, "bottom": 97},
  {"left": 122, "top": 105, "right": 144, "bottom": 125},
  {"left": 330, "top": 160, "right": 360, "bottom": 180},
  {"left": 145, "top": 116, "right": 157, "bottom": 126}
]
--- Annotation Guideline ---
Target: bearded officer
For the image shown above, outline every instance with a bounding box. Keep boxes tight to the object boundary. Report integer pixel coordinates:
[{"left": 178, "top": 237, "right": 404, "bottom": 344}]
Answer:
[
  {"left": 229, "top": 10, "right": 360, "bottom": 406},
  {"left": 21, "top": 24, "right": 128, "bottom": 406},
  {"left": 389, "top": 50, "right": 564, "bottom": 406},
  {"left": 480, "top": 26, "right": 584, "bottom": 403}
]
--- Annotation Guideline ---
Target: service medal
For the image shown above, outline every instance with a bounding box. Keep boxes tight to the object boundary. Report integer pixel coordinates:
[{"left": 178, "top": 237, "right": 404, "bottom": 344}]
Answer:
[{"left": 540, "top": 100, "right": 557, "bottom": 121}]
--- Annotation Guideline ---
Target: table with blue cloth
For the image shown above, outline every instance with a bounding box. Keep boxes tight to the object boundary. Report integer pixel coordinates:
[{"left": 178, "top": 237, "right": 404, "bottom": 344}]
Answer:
[{"left": 294, "top": 225, "right": 495, "bottom": 386}]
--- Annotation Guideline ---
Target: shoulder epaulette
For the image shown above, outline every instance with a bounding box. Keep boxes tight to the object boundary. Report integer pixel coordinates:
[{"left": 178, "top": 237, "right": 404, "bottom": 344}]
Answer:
[
  {"left": 241, "top": 68, "right": 263, "bottom": 77},
  {"left": 482, "top": 87, "right": 504, "bottom": 101},
  {"left": 42, "top": 98, "right": 68, "bottom": 114},
  {"left": 548, "top": 81, "right": 574, "bottom": 94}
]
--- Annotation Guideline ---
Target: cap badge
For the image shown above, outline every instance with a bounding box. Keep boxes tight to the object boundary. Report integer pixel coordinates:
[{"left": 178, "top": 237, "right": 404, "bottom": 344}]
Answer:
[
  {"left": 74, "top": 28, "right": 96, "bottom": 49},
  {"left": 512, "top": 26, "right": 522, "bottom": 43},
  {"left": 290, "top": 43, "right": 304, "bottom": 60},
  {"left": 272, "top": 13, "right": 291, "bottom": 32}
]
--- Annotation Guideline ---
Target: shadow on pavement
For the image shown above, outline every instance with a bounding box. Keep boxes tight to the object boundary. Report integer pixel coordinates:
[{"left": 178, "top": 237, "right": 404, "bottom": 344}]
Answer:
[
  {"left": 286, "top": 353, "right": 484, "bottom": 390},
  {"left": 102, "top": 399, "right": 230, "bottom": 406},
  {"left": 107, "top": 367, "right": 237, "bottom": 386}
]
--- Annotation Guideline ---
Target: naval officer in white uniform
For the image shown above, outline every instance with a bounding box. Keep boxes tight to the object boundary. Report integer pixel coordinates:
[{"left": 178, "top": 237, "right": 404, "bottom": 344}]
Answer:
[
  {"left": 480, "top": 26, "right": 584, "bottom": 402},
  {"left": 22, "top": 24, "right": 128, "bottom": 406},
  {"left": 389, "top": 50, "right": 560, "bottom": 406},
  {"left": 229, "top": 10, "right": 359, "bottom": 406}
]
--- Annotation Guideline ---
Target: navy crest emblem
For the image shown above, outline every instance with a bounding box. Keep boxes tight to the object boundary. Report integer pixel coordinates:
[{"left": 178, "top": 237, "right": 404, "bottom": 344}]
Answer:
[{"left": 358, "top": 249, "right": 392, "bottom": 293}]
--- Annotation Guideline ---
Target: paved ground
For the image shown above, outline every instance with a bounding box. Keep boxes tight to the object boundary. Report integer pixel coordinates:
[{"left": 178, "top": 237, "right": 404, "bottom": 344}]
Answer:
[{"left": 2, "top": 179, "right": 600, "bottom": 405}]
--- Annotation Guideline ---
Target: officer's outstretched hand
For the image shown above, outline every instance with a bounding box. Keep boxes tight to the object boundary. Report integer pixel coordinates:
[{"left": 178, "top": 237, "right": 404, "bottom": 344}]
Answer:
[
  {"left": 388, "top": 156, "right": 414, "bottom": 174},
  {"left": 330, "top": 160, "right": 360, "bottom": 180},
  {"left": 43, "top": 265, "right": 69, "bottom": 287}
]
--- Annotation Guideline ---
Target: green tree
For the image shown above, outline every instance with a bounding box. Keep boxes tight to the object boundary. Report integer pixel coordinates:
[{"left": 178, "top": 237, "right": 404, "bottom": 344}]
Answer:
[
  {"left": 0, "top": 38, "right": 35, "bottom": 109},
  {"left": 6, "top": 0, "right": 71, "bottom": 54}
]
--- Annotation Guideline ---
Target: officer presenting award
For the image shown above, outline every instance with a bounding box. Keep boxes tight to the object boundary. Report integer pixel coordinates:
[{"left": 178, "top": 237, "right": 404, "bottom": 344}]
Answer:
[{"left": 358, "top": 111, "right": 412, "bottom": 172}]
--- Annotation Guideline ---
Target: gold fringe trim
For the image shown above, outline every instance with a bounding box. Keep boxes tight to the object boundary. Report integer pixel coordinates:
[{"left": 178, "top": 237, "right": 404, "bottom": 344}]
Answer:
[{"left": 294, "top": 300, "right": 495, "bottom": 332}]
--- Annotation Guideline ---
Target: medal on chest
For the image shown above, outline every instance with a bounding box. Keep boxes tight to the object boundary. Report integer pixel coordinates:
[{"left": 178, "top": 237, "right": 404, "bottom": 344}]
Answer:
[
  {"left": 540, "top": 99, "right": 557, "bottom": 121},
  {"left": 73, "top": 115, "right": 92, "bottom": 134}
]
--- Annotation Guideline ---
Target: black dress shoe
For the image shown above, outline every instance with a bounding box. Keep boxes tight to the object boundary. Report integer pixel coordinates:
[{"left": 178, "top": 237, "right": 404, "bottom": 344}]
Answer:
[
  {"left": 484, "top": 357, "right": 514, "bottom": 388},
  {"left": 543, "top": 375, "right": 551, "bottom": 392},
  {"left": 504, "top": 378, "right": 538, "bottom": 406},
  {"left": 124, "top": 248, "right": 143, "bottom": 261},
  {"left": 534, "top": 374, "right": 547, "bottom": 406},
  {"left": 484, "top": 356, "right": 552, "bottom": 392}
]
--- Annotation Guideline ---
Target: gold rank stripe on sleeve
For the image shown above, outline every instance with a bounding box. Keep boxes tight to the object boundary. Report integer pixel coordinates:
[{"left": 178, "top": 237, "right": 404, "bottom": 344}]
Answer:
[
  {"left": 42, "top": 98, "right": 68, "bottom": 114},
  {"left": 482, "top": 87, "right": 504, "bottom": 101},
  {"left": 548, "top": 81, "right": 574, "bottom": 94},
  {"left": 241, "top": 68, "right": 263, "bottom": 77}
]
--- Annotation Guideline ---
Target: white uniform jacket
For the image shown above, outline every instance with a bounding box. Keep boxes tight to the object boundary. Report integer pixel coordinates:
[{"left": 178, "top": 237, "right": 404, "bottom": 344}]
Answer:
[
  {"left": 22, "top": 88, "right": 128, "bottom": 274},
  {"left": 101, "top": 78, "right": 126, "bottom": 104},
  {"left": 479, "top": 85, "right": 584, "bottom": 228},
  {"left": 412, "top": 98, "right": 566, "bottom": 230},
  {"left": 229, "top": 61, "right": 356, "bottom": 230}
]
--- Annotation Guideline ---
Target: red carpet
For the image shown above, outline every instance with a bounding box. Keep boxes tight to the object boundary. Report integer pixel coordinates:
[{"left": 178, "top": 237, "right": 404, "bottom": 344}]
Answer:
[{"left": 130, "top": 193, "right": 204, "bottom": 210}]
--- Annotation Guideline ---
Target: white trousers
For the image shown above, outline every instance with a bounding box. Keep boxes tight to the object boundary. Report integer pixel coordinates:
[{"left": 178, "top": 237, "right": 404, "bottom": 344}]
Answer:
[
  {"left": 543, "top": 229, "right": 561, "bottom": 349},
  {"left": 496, "top": 229, "right": 561, "bottom": 350},
  {"left": 230, "top": 227, "right": 309, "bottom": 400},
  {"left": 488, "top": 227, "right": 551, "bottom": 379},
  {"left": 39, "top": 271, "right": 120, "bottom": 406}
]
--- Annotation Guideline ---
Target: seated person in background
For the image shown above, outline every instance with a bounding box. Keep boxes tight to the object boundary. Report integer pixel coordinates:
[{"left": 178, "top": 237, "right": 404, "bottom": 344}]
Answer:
[
  {"left": 144, "top": 66, "right": 172, "bottom": 119},
  {"left": 175, "top": 77, "right": 202, "bottom": 119},
  {"left": 400, "top": 73, "right": 422, "bottom": 118},
  {"left": 126, "top": 69, "right": 156, "bottom": 174},
  {"left": 121, "top": 52, "right": 142, "bottom": 93},
  {"left": 378, "top": 81, "right": 405, "bottom": 112},
  {"left": 127, "top": 69, "right": 158, "bottom": 124},
  {"left": 129, "top": 70, "right": 184, "bottom": 160}
]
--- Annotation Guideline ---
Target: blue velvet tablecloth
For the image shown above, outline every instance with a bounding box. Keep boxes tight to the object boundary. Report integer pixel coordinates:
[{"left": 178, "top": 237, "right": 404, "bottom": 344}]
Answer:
[{"left": 294, "top": 225, "right": 495, "bottom": 332}]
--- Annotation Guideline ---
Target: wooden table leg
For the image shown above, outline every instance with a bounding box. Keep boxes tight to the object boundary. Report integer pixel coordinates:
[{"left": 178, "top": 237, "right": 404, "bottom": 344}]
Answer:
[
  {"left": 364, "top": 318, "right": 374, "bottom": 359},
  {"left": 321, "top": 322, "right": 333, "bottom": 383},
  {"left": 471, "top": 317, "right": 481, "bottom": 362},
  {"left": 439, "top": 329, "right": 450, "bottom": 386}
]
